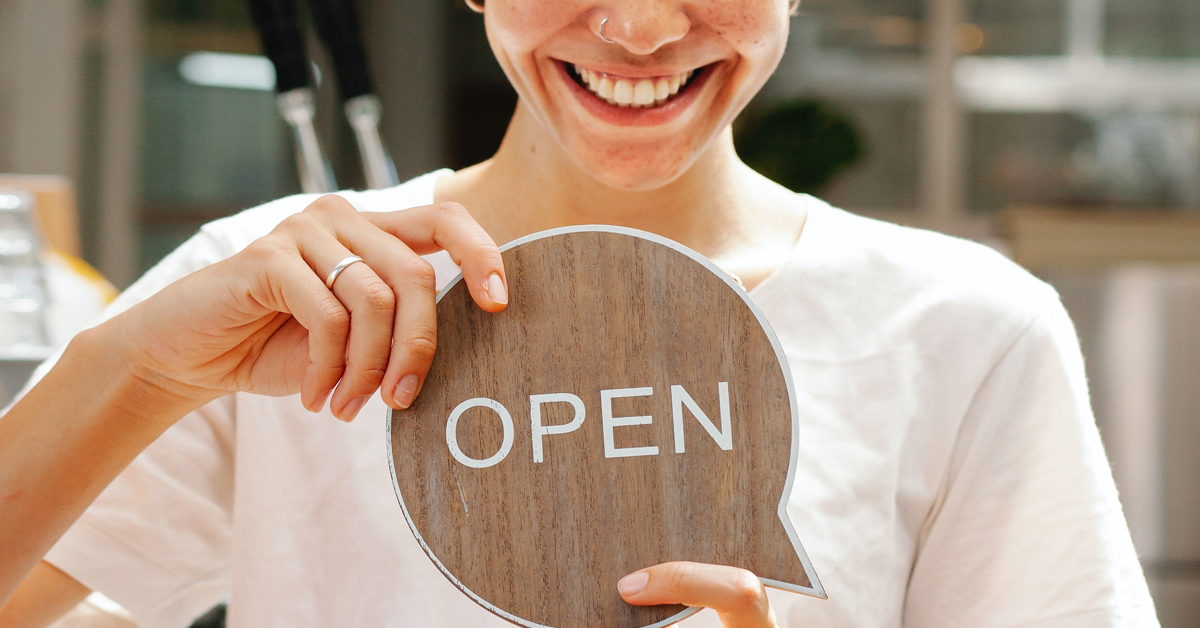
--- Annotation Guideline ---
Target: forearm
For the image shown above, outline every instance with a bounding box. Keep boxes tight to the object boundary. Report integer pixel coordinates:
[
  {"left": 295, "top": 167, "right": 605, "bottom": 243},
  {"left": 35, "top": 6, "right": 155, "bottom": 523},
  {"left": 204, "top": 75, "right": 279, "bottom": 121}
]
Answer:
[
  {"left": 0, "top": 326, "right": 205, "bottom": 604},
  {"left": 0, "top": 562, "right": 91, "bottom": 628}
]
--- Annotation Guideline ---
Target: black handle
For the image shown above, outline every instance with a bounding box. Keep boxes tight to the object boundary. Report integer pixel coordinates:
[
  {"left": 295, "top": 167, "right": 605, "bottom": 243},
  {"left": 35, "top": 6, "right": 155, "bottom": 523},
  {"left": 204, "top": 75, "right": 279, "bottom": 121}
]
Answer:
[
  {"left": 309, "top": 0, "right": 374, "bottom": 100},
  {"left": 247, "top": 0, "right": 311, "bottom": 93}
]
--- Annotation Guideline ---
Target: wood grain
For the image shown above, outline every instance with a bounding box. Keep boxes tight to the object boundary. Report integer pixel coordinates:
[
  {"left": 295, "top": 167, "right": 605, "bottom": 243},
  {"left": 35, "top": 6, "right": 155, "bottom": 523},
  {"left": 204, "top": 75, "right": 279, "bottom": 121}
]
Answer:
[{"left": 389, "top": 228, "right": 819, "bottom": 628}]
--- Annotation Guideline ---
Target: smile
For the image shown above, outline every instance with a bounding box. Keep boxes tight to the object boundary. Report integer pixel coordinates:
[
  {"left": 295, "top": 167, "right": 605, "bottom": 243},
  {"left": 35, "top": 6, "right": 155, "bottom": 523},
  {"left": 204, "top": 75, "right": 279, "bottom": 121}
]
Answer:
[{"left": 568, "top": 64, "right": 702, "bottom": 109}]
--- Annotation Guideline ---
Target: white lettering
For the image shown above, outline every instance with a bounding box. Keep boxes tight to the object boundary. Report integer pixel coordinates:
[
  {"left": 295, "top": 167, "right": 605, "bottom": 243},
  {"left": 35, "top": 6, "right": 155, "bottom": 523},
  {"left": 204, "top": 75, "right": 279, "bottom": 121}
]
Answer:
[
  {"left": 530, "top": 393, "right": 586, "bottom": 463},
  {"left": 671, "top": 382, "right": 732, "bottom": 453},
  {"left": 446, "top": 397, "right": 514, "bottom": 468},
  {"left": 601, "top": 387, "right": 659, "bottom": 458}
]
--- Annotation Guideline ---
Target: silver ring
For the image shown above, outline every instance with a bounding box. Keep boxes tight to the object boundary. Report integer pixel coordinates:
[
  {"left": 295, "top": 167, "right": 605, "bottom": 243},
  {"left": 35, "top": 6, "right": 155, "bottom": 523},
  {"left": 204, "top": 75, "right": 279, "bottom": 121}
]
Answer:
[
  {"left": 325, "top": 255, "right": 365, "bottom": 289},
  {"left": 598, "top": 17, "right": 614, "bottom": 43}
]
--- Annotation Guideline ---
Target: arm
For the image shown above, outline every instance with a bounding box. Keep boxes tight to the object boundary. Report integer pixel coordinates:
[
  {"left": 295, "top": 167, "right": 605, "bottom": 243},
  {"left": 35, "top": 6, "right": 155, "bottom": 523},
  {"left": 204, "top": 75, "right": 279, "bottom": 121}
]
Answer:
[
  {"left": 0, "top": 562, "right": 91, "bottom": 628},
  {"left": 0, "top": 197, "right": 508, "bottom": 607},
  {"left": 0, "top": 324, "right": 196, "bottom": 605}
]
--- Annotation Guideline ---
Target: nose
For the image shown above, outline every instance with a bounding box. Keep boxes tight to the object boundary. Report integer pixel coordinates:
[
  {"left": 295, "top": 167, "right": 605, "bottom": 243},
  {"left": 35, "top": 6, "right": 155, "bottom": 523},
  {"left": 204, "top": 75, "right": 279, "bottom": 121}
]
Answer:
[{"left": 591, "top": 1, "right": 691, "bottom": 55}]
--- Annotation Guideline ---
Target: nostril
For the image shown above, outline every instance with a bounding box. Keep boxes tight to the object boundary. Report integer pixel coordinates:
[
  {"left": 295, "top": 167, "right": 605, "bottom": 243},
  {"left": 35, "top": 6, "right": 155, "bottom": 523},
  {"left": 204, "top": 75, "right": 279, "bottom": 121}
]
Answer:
[{"left": 594, "top": 12, "right": 691, "bottom": 55}]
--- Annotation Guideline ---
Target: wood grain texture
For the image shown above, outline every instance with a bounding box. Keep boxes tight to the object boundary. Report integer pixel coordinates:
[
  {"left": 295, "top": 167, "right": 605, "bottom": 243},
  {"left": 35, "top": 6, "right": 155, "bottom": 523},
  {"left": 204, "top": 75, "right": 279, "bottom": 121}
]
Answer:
[{"left": 389, "top": 228, "right": 818, "bottom": 628}]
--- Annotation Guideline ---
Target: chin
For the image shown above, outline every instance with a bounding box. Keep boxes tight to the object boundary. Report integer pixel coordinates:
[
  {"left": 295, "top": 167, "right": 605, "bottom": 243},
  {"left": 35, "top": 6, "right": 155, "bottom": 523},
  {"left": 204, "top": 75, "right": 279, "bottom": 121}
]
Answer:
[
  {"left": 567, "top": 140, "right": 703, "bottom": 192},
  {"left": 584, "top": 165, "right": 687, "bottom": 191}
]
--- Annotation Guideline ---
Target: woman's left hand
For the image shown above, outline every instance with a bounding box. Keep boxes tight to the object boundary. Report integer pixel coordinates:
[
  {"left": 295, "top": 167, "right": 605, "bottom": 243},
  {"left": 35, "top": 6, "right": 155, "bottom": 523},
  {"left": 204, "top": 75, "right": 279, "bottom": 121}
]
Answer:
[{"left": 618, "top": 562, "right": 777, "bottom": 627}]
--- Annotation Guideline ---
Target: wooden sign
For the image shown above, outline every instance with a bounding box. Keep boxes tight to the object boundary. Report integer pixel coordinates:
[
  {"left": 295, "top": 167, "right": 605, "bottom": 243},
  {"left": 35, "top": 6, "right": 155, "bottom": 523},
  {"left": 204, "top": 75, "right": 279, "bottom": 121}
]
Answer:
[{"left": 388, "top": 227, "right": 823, "bottom": 628}]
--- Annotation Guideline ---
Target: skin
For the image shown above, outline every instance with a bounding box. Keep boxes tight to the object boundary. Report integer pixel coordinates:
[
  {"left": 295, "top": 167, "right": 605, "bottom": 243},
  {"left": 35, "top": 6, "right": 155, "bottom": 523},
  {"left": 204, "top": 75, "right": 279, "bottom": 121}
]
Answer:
[{"left": 1, "top": 1, "right": 803, "bottom": 626}]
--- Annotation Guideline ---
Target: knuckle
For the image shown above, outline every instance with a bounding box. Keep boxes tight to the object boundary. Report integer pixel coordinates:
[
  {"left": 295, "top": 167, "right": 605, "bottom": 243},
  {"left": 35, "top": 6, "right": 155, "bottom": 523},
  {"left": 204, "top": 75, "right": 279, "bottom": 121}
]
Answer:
[
  {"left": 403, "top": 256, "right": 438, "bottom": 291},
  {"left": 358, "top": 278, "right": 396, "bottom": 313},
  {"left": 666, "top": 563, "right": 693, "bottom": 590},
  {"left": 345, "top": 359, "right": 389, "bottom": 383},
  {"left": 431, "top": 201, "right": 469, "bottom": 220},
  {"left": 307, "top": 194, "right": 350, "bottom": 214},
  {"left": 729, "top": 570, "right": 767, "bottom": 613},
  {"left": 468, "top": 234, "right": 502, "bottom": 258},
  {"left": 279, "top": 212, "right": 322, "bottom": 237},
  {"left": 244, "top": 236, "right": 288, "bottom": 263},
  {"left": 400, "top": 331, "right": 437, "bottom": 363},
  {"left": 480, "top": 247, "right": 505, "bottom": 269},
  {"left": 301, "top": 195, "right": 358, "bottom": 225},
  {"left": 317, "top": 299, "right": 351, "bottom": 335}
]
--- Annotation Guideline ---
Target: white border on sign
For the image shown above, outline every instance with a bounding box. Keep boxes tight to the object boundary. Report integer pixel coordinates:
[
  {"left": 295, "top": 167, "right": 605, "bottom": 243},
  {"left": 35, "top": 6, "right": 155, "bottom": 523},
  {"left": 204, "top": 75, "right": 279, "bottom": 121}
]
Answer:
[{"left": 385, "top": 225, "right": 826, "bottom": 628}]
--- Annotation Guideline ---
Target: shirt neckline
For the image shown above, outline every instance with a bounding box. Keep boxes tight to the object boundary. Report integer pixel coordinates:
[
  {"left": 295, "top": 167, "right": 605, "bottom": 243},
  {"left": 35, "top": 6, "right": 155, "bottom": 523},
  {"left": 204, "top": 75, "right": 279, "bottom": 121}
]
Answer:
[
  {"left": 419, "top": 169, "right": 821, "bottom": 301},
  {"left": 747, "top": 194, "right": 824, "bottom": 299}
]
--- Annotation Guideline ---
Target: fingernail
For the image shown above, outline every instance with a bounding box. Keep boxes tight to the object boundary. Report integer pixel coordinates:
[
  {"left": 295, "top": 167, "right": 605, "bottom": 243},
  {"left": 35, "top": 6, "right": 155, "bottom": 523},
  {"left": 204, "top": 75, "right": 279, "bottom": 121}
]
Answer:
[
  {"left": 394, "top": 374, "right": 420, "bottom": 409},
  {"left": 618, "top": 572, "right": 649, "bottom": 597},
  {"left": 485, "top": 272, "right": 508, "bottom": 306},
  {"left": 341, "top": 396, "right": 369, "bottom": 422},
  {"left": 311, "top": 389, "right": 333, "bottom": 413}
]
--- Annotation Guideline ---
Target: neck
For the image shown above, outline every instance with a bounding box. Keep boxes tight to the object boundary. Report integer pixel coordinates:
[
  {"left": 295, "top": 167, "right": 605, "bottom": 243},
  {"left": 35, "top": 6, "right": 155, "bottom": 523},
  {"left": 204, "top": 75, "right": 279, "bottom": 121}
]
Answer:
[
  {"left": 436, "top": 101, "right": 806, "bottom": 287},
  {"left": 443, "top": 104, "right": 750, "bottom": 249}
]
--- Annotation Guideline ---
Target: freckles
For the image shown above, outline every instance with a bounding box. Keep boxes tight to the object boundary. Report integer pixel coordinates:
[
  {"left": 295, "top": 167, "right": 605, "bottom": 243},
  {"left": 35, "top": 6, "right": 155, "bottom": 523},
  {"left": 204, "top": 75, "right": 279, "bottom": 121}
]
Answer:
[
  {"left": 499, "top": 0, "right": 574, "bottom": 35},
  {"left": 701, "top": 0, "right": 782, "bottom": 43},
  {"left": 584, "top": 136, "right": 695, "bottom": 175}
]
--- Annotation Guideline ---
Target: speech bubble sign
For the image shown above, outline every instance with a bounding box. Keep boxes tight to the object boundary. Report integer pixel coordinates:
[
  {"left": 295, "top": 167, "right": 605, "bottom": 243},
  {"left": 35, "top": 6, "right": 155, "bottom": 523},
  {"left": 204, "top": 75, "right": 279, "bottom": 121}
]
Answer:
[{"left": 388, "top": 227, "right": 823, "bottom": 628}]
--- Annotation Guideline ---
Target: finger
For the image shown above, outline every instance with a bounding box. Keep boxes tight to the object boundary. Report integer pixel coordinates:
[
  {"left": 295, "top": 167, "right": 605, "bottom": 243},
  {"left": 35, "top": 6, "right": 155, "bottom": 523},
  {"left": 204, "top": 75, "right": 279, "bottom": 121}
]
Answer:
[
  {"left": 362, "top": 202, "right": 508, "bottom": 313},
  {"left": 324, "top": 261, "right": 394, "bottom": 420},
  {"left": 617, "top": 562, "right": 776, "bottom": 628},
  {"left": 321, "top": 211, "right": 439, "bottom": 411},
  {"left": 288, "top": 210, "right": 397, "bottom": 421},
  {"left": 250, "top": 248, "right": 350, "bottom": 413}
]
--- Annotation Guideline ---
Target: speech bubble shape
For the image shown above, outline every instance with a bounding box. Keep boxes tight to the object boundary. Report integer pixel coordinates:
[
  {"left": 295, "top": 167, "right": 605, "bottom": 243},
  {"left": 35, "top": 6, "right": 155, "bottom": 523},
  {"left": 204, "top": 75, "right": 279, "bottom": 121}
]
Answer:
[{"left": 388, "top": 227, "right": 823, "bottom": 628}]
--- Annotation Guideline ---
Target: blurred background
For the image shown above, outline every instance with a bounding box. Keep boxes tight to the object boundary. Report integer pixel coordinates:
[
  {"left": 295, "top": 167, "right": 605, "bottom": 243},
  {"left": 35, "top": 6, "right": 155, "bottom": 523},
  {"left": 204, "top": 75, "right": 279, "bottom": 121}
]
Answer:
[{"left": 0, "top": 0, "right": 1197, "bottom": 626}]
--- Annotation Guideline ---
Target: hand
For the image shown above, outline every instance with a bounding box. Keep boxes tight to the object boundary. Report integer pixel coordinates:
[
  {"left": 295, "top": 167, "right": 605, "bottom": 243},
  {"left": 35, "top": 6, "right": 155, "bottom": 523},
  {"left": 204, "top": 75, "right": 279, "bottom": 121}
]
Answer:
[
  {"left": 618, "top": 562, "right": 778, "bottom": 627},
  {"left": 106, "top": 196, "right": 506, "bottom": 422}
]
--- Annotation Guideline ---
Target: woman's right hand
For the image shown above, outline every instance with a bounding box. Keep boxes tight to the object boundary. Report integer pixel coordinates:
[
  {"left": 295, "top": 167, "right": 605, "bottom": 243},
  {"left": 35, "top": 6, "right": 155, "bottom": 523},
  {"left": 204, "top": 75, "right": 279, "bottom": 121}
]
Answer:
[{"left": 104, "top": 195, "right": 507, "bottom": 422}]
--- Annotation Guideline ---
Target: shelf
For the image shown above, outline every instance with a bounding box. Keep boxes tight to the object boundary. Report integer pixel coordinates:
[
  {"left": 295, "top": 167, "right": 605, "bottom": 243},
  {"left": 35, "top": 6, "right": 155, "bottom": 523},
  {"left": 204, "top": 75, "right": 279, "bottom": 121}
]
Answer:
[{"left": 999, "top": 207, "right": 1200, "bottom": 269}]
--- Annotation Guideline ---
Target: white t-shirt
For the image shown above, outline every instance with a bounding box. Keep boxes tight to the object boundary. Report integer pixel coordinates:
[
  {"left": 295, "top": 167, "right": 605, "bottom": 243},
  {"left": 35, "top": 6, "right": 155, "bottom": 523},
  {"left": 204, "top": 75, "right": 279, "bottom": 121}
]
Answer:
[{"left": 41, "top": 170, "right": 1158, "bottom": 628}]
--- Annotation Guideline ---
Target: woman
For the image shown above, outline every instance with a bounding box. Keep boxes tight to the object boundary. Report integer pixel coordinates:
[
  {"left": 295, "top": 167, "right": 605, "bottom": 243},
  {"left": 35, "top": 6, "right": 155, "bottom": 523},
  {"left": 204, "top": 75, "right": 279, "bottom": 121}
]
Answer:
[{"left": 0, "top": 0, "right": 1156, "bottom": 626}]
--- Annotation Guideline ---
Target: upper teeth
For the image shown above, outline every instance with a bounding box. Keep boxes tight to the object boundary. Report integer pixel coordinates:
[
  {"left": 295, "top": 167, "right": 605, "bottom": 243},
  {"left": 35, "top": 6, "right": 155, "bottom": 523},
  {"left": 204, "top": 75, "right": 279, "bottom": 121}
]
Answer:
[{"left": 573, "top": 64, "right": 696, "bottom": 108}]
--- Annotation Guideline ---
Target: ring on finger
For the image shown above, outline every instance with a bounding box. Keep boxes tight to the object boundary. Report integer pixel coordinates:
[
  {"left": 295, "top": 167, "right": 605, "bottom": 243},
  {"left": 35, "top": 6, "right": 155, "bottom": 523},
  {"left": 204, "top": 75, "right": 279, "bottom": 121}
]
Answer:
[{"left": 325, "top": 255, "right": 367, "bottom": 289}]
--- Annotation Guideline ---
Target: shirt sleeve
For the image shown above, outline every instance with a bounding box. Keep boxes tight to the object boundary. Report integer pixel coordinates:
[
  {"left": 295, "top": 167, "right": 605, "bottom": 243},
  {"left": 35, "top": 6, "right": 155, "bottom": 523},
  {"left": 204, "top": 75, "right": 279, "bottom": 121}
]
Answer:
[
  {"left": 44, "top": 395, "right": 237, "bottom": 628},
  {"left": 903, "top": 298, "right": 1159, "bottom": 627}
]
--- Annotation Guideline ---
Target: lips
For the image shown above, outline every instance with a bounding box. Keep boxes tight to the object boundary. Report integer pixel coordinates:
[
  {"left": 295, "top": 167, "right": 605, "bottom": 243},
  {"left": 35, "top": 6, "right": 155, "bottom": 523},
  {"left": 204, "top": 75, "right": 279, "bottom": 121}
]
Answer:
[{"left": 569, "top": 64, "right": 700, "bottom": 108}]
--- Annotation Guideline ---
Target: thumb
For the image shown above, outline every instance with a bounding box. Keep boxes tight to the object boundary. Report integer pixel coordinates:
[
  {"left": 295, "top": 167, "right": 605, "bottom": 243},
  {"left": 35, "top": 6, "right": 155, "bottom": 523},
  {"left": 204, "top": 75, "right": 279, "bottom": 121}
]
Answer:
[{"left": 618, "top": 561, "right": 777, "bottom": 628}]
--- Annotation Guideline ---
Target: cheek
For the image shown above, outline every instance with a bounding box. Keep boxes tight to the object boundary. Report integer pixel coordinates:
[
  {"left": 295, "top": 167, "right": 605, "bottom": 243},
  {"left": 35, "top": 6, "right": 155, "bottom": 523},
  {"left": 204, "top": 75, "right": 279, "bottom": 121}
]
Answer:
[
  {"left": 697, "top": 0, "right": 789, "bottom": 59},
  {"left": 488, "top": 0, "right": 581, "bottom": 51}
]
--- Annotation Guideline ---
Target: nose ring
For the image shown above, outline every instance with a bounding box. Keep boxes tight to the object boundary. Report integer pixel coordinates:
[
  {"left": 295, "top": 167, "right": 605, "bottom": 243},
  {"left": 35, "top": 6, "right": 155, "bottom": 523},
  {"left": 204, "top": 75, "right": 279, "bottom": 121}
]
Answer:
[{"left": 598, "top": 17, "right": 615, "bottom": 43}]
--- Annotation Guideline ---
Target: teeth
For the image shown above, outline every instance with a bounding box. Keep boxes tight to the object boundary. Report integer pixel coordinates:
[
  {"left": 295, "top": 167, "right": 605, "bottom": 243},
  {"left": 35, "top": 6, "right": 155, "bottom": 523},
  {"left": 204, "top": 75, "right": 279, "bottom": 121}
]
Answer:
[
  {"left": 633, "top": 80, "right": 655, "bottom": 106},
  {"left": 597, "top": 77, "right": 614, "bottom": 101},
  {"left": 573, "top": 64, "right": 699, "bottom": 108},
  {"left": 612, "top": 79, "right": 634, "bottom": 105}
]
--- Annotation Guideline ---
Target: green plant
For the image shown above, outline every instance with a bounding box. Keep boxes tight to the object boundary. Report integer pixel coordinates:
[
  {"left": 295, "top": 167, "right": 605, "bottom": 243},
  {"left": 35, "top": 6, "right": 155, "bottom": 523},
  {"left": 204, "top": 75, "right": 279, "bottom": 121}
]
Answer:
[{"left": 735, "top": 99, "right": 865, "bottom": 194}]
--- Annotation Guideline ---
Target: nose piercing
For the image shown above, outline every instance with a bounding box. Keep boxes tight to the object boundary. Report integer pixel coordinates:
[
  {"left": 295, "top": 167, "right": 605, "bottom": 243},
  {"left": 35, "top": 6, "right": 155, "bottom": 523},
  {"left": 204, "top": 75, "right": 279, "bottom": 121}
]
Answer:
[{"left": 598, "top": 17, "right": 615, "bottom": 43}]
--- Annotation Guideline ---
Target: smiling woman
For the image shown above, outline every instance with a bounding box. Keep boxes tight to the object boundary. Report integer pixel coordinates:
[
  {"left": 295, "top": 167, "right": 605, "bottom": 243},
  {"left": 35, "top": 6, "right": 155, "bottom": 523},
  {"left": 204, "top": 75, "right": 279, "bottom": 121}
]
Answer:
[
  {"left": 459, "top": 0, "right": 795, "bottom": 192},
  {"left": 0, "top": 1, "right": 1159, "bottom": 627}
]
